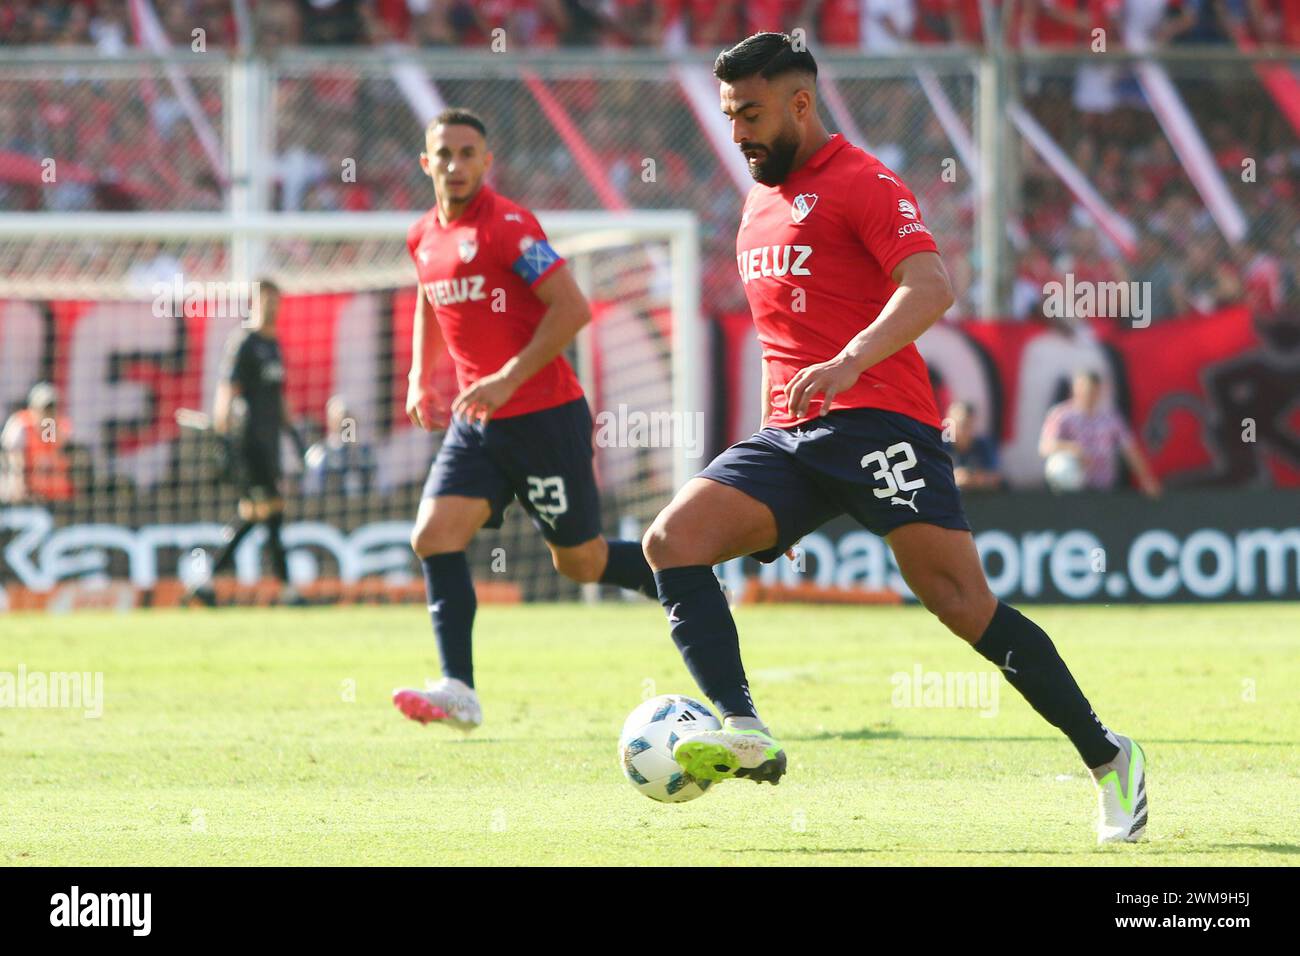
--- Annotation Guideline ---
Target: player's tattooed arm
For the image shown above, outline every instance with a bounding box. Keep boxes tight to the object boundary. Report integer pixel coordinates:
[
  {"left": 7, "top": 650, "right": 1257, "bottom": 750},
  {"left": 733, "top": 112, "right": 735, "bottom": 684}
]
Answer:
[
  {"left": 784, "top": 251, "right": 954, "bottom": 419},
  {"left": 407, "top": 283, "right": 448, "bottom": 432},
  {"left": 451, "top": 265, "right": 592, "bottom": 424},
  {"left": 760, "top": 360, "right": 771, "bottom": 428}
]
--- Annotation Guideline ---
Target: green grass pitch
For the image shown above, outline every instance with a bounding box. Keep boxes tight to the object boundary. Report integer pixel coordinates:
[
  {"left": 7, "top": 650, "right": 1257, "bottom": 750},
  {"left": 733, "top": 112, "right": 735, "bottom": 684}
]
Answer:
[{"left": 3, "top": 603, "right": 1297, "bottom": 866}]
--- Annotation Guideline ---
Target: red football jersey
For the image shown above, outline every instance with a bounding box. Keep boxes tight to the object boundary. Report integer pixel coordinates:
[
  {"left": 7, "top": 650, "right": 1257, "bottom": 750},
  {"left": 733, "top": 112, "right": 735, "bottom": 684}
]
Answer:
[
  {"left": 406, "top": 185, "right": 582, "bottom": 419},
  {"left": 736, "top": 134, "right": 942, "bottom": 430}
]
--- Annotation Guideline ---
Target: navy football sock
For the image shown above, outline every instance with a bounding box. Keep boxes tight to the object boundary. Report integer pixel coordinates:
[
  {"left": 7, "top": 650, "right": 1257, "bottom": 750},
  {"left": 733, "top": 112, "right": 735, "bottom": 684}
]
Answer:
[
  {"left": 598, "top": 539, "right": 658, "bottom": 598},
  {"left": 210, "top": 518, "right": 254, "bottom": 575},
  {"left": 654, "top": 565, "right": 756, "bottom": 720},
  {"left": 265, "top": 513, "right": 289, "bottom": 582},
  {"left": 422, "top": 552, "right": 476, "bottom": 688},
  {"left": 974, "top": 601, "right": 1119, "bottom": 768}
]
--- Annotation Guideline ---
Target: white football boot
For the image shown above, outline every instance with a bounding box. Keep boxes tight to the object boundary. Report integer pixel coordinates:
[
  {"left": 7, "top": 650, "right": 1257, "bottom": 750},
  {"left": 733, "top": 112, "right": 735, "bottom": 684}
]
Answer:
[
  {"left": 1091, "top": 733, "right": 1148, "bottom": 844},
  {"left": 392, "top": 677, "right": 482, "bottom": 733}
]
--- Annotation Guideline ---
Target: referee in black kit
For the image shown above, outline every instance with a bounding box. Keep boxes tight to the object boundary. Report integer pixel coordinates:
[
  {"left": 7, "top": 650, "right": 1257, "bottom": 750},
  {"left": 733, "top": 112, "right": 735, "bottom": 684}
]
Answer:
[{"left": 186, "top": 279, "right": 305, "bottom": 607}]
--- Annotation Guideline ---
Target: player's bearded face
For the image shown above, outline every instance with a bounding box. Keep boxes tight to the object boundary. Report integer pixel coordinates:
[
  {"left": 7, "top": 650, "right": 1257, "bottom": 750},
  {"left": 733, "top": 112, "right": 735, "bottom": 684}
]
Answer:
[
  {"left": 741, "top": 119, "right": 800, "bottom": 185},
  {"left": 723, "top": 79, "right": 802, "bottom": 186}
]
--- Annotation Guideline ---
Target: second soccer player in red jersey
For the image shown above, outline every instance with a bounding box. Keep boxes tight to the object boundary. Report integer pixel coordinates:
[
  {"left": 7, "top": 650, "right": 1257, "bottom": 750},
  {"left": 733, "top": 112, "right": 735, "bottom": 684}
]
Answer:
[
  {"left": 643, "top": 34, "right": 1147, "bottom": 844},
  {"left": 393, "top": 109, "right": 658, "bottom": 733}
]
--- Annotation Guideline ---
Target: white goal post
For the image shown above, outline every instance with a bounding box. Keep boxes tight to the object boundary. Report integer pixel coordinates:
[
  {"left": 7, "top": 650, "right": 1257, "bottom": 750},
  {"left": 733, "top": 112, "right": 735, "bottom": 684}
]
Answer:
[{"left": 0, "top": 209, "right": 704, "bottom": 492}]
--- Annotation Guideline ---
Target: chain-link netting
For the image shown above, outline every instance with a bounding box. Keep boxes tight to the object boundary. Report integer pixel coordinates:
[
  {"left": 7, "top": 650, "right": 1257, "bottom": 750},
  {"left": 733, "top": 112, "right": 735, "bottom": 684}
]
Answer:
[
  {"left": 0, "top": 57, "right": 228, "bottom": 213},
  {"left": 1009, "top": 51, "right": 1298, "bottom": 323},
  {"left": 0, "top": 215, "right": 688, "bottom": 607},
  {"left": 3, "top": 46, "right": 1300, "bottom": 606}
]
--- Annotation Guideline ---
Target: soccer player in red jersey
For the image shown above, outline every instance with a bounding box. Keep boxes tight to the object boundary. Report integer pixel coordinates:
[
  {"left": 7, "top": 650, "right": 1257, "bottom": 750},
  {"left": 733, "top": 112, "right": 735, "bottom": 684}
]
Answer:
[
  {"left": 392, "top": 109, "right": 658, "bottom": 733},
  {"left": 643, "top": 35, "right": 1147, "bottom": 844}
]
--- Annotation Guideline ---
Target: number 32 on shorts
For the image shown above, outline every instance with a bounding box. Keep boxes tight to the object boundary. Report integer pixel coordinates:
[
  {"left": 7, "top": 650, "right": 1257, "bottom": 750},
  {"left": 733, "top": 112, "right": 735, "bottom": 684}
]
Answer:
[
  {"left": 526, "top": 475, "right": 569, "bottom": 528},
  {"left": 860, "top": 442, "right": 927, "bottom": 499}
]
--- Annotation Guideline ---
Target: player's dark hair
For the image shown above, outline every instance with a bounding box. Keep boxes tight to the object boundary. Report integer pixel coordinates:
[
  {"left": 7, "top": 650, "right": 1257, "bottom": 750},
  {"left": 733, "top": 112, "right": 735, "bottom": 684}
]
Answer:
[
  {"left": 713, "top": 32, "right": 817, "bottom": 84},
  {"left": 431, "top": 108, "right": 488, "bottom": 140},
  {"left": 256, "top": 277, "right": 280, "bottom": 296}
]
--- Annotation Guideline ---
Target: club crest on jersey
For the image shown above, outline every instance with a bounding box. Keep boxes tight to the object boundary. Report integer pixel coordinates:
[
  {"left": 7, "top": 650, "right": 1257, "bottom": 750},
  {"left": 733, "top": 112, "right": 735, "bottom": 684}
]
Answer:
[
  {"left": 897, "top": 199, "right": 919, "bottom": 221},
  {"left": 458, "top": 238, "right": 478, "bottom": 263},
  {"left": 791, "top": 193, "right": 818, "bottom": 223}
]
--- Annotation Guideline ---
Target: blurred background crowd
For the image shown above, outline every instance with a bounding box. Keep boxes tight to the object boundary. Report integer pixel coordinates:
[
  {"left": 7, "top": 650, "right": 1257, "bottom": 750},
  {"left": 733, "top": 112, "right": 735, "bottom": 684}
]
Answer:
[
  {"left": 4, "top": 0, "right": 1300, "bottom": 51},
  {"left": 2, "top": 1, "right": 1298, "bottom": 507},
  {"left": 3, "top": 1, "right": 1298, "bottom": 326}
]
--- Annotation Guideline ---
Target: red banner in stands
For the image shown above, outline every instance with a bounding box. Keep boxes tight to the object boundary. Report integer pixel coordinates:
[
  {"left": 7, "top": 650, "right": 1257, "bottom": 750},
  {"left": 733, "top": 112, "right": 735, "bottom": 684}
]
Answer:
[{"left": 717, "top": 306, "right": 1300, "bottom": 489}]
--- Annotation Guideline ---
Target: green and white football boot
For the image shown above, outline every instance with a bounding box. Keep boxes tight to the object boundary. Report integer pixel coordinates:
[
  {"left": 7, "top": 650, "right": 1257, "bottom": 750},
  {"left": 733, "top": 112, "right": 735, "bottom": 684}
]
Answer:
[
  {"left": 671, "top": 719, "right": 787, "bottom": 786},
  {"left": 1092, "top": 733, "right": 1148, "bottom": 844}
]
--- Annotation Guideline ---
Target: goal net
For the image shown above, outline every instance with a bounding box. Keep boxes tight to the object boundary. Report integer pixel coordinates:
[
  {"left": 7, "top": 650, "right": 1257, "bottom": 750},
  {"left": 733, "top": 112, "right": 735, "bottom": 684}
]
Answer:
[{"left": 0, "top": 211, "right": 701, "bottom": 610}]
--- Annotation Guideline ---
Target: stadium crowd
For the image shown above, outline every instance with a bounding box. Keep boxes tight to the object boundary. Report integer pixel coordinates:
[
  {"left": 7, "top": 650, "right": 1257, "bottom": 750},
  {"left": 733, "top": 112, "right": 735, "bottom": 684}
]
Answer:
[
  {"left": 2, "top": 0, "right": 1299, "bottom": 323},
  {"left": 5, "top": 1, "right": 1300, "bottom": 50}
]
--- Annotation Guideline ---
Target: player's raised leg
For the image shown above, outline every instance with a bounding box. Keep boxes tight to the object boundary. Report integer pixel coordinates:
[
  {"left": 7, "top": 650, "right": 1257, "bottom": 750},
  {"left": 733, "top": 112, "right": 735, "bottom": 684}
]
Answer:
[
  {"left": 392, "top": 493, "right": 491, "bottom": 732},
  {"left": 887, "top": 522, "right": 1147, "bottom": 843},
  {"left": 642, "top": 477, "right": 789, "bottom": 784}
]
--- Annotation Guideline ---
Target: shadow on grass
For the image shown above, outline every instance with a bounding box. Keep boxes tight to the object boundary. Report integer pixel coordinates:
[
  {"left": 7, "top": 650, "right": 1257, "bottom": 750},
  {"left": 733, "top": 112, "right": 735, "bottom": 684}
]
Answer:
[
  {"left": 723, "top": 843, "right": 1300, "bottom": 857},
  {"left": 789, "top": 729, "right": 1300, "bottom": 747},
  {"left": 1224, "top": 843, "right": 1300, "bottom": 855},
  {"left": 722, "top": 846, "right": 1080, "bottom": 856}
]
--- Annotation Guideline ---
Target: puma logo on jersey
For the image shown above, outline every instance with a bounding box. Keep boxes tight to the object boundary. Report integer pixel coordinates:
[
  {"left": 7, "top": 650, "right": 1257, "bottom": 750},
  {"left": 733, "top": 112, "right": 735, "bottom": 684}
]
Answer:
[
  {"left": 504, "top": 213, "right": 524, "bottom": 222},
  {"left": 425, "top": 276, "right": 487, "bottom": 306},
  {"left": 737, "top": 245, "right": 812, "bottom": 283},
  {"left": 877, "top": 173, "right": 900, "bottom": 186},
  {"left": 791, "top": 193, "right": 818, "bottom": 223},
  {"left": 890, "top": 491, "right": 920, "bottom": 512}
]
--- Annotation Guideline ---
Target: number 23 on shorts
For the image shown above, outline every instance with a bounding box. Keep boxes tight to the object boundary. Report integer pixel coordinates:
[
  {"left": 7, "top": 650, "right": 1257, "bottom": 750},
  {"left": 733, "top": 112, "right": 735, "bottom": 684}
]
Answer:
[{"left": 526, "top": 475, "right": 569, "bottom": 527}]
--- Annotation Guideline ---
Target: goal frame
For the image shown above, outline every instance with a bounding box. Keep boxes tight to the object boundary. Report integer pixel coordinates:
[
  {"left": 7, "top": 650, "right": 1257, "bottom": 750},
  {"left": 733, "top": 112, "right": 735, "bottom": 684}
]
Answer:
[{"left": 0, "top": 209, "right": 704, "bottom": 490}]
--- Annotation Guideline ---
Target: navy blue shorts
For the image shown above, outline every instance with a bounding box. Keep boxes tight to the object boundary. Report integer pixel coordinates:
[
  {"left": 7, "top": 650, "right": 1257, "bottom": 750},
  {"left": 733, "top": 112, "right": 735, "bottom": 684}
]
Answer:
[
  {"left": 698, "top": 407, "right": 970, "bottom": 563},
  {"left": 422, "top": 397, "right": 602, "bottom": 548}
]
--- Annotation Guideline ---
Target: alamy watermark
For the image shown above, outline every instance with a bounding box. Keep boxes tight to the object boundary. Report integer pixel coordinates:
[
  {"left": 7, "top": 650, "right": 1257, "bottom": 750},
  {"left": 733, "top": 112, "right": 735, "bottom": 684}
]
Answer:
[
  {"left": 593, "top": 404, "right": 706, "bottom": 459},
  {"left": 1042, "top": 274, "right": 1151, "bottom": 328},
  {"left": 890, "top": 664, "right": 1000, "bottom": 718},
  {"left": 0, "top": 664, "right": 103, "bottom": 718},
  {"left": 150, "top": 275, "right": 262, "bottom": 322}
]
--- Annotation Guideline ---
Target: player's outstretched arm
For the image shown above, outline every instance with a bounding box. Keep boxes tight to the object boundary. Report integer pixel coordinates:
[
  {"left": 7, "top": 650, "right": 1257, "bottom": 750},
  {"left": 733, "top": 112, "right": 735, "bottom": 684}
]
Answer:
[
  {"left": 451, "top": 264, "right": 591, "bottom": 424},
  {"left": 785, "top": 251, "right": 954, "bottom": 419}
]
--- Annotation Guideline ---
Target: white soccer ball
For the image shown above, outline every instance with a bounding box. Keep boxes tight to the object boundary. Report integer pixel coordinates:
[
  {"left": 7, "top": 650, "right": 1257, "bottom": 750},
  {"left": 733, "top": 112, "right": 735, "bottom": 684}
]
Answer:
[
  {"left": 618, "top": 694, "right": 721, "bottom": 803},
  {"left": 1044, "top": 450, "right": 1086, "bottom": 493}
]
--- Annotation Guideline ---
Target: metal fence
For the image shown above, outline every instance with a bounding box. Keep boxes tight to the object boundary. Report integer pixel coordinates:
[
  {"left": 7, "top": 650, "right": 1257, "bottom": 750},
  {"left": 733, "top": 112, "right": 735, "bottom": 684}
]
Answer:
[{"left": 0, "top": 47, "right": 1296, "bottom": 317}]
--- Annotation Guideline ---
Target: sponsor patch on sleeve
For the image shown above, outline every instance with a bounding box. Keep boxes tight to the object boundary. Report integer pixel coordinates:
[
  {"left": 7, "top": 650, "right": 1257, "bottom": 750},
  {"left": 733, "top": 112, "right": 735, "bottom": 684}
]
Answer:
[{"left": 511, "top": 237, "right": 561, "bottom": 285}]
